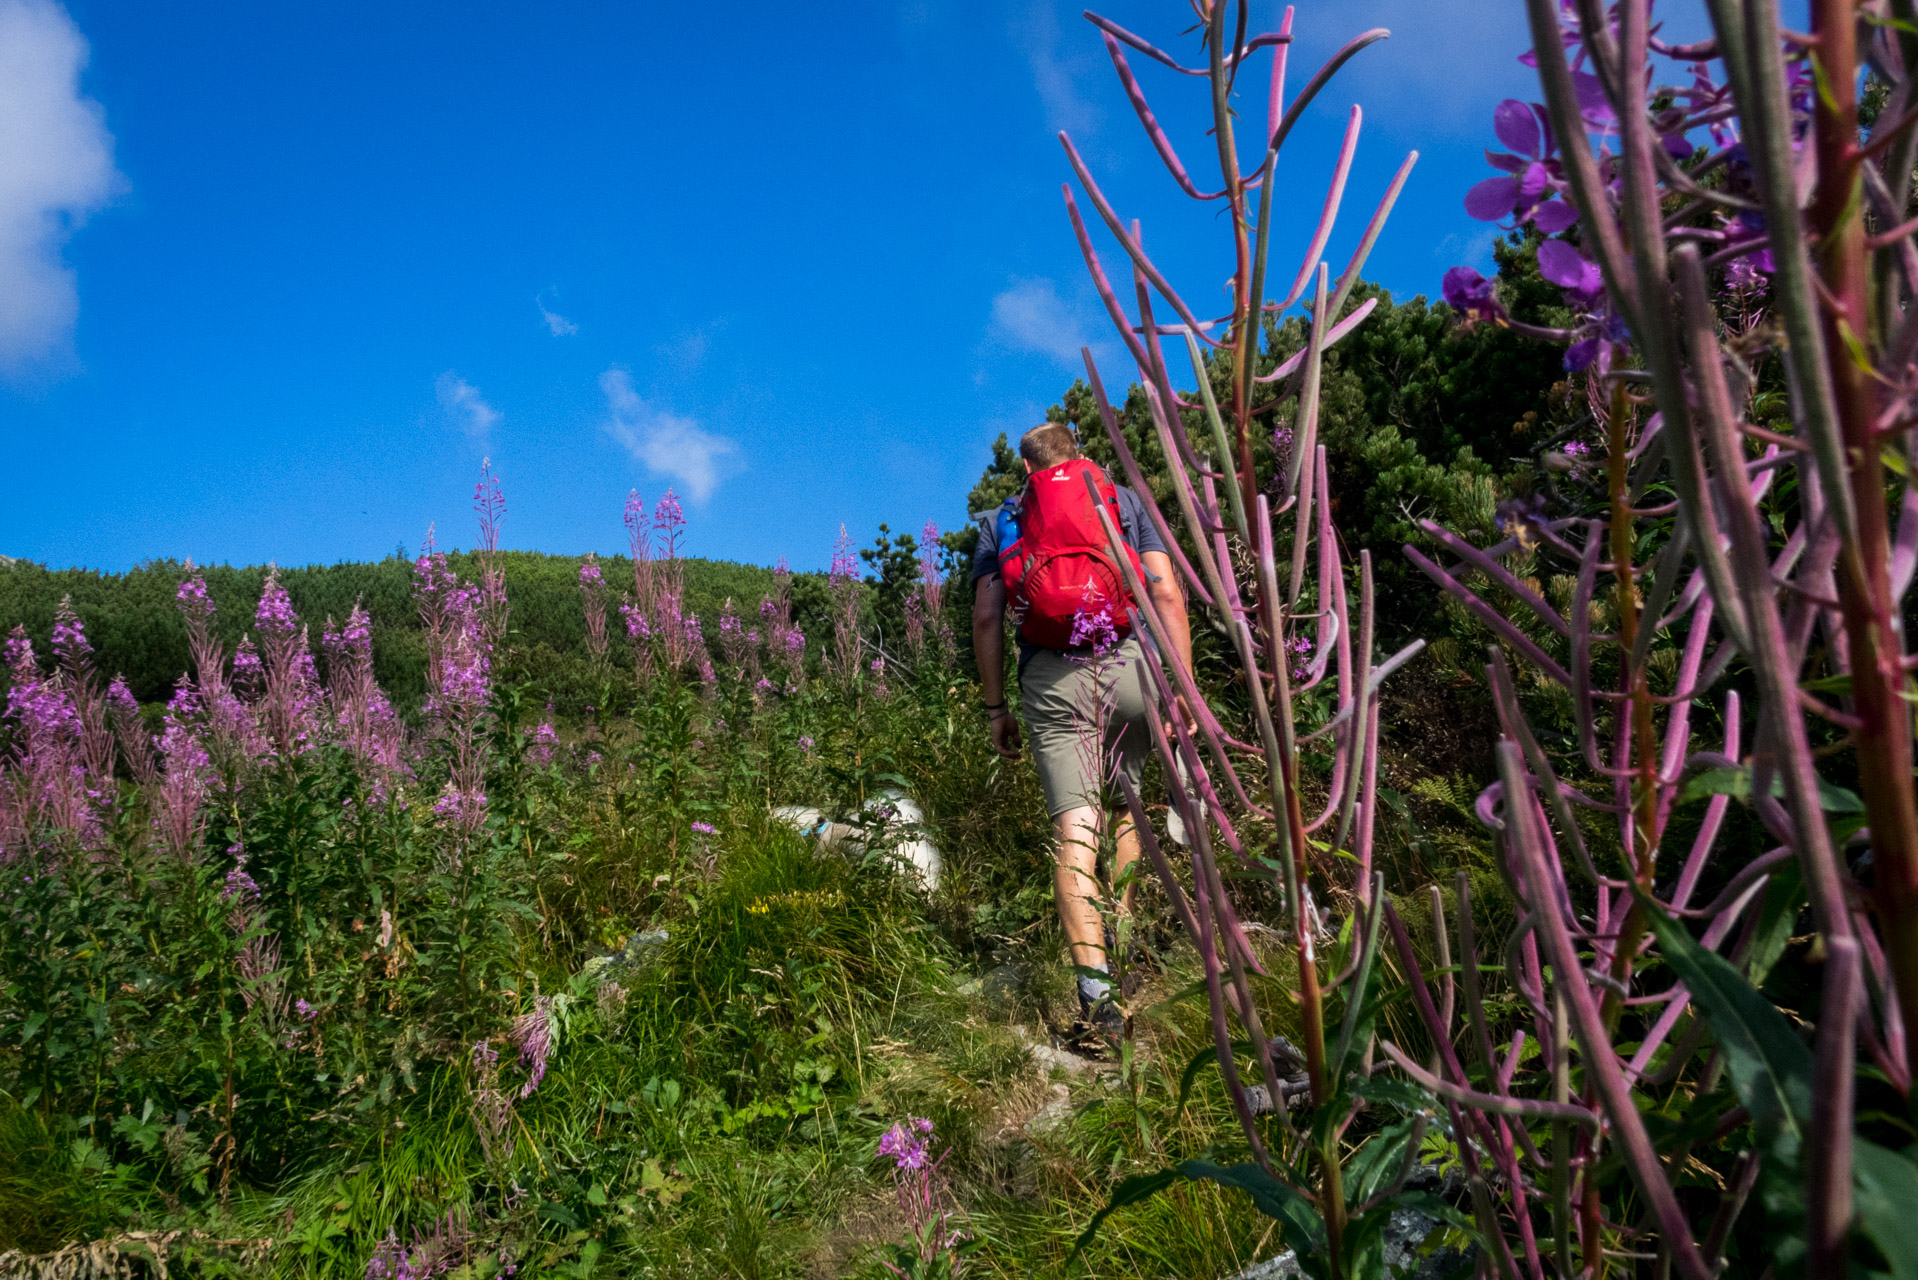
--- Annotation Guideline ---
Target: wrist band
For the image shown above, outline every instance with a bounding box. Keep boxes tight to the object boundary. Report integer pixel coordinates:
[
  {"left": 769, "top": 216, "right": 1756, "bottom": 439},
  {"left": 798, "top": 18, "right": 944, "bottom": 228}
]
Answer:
[{"left": 982, "top": 700, "right": 1006, "bottom": 712}]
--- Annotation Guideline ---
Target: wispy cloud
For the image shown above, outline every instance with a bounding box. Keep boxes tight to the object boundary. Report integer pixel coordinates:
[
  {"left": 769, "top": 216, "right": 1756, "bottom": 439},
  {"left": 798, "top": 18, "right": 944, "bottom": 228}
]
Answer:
[
  {"left": 536, "top": 291, "right": 577, "bottom": 337},
  {"left": 436, "top": 372, "right": 500, "bottom": 445},
  {"left": 1285, "top": 0, "right": 1563, "bottom": 130},
  {"left": 0, "top": 0, "right": 124, "bottom": 377},
  {"left": 1009, "top": 1, "right": 1100, "bottom": 137},
  {"left": 988, "top": 277, "right": 1109, "bottom": 371},
  {"left": 598, "top": 369, "right": 738, "bottom": 502},
  {"left": 654, "top": 320, "right": 724, "bottom": 377}
]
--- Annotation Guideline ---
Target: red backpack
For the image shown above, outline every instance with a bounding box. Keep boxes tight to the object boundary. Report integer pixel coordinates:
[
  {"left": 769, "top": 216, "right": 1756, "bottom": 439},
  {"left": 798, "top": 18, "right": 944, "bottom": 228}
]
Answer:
[{"left": 995, "top": 458, "right": 1145, "bottom": 649}]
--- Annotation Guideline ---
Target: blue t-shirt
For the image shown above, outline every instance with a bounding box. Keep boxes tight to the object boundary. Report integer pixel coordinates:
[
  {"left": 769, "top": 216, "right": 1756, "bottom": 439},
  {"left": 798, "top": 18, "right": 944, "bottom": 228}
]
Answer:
[{"left": 970, "top": 483, "right": 1168, "bottom": 662}]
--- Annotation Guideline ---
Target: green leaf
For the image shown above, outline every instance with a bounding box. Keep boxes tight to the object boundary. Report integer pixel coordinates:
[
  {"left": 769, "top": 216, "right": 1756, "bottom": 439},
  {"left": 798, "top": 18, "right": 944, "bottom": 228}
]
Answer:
[
  {"left": 1392, "top": 1189, "right": 1480, "bottom": 1236},
  {"left": 1350, "top": 1075, "right": 1435, "bottom": 1114},
  {"left": 1345, "top": 1115, "right": 1423, "bottom": 1205},
  {"left": 1178, "top": 1160, "right": 1325, "bottom": 1255},
  {"left": 1854, "top": 1139, "right": 1918, "bottom": 1280},
  {"left": 1069, "top": 1169, "right": 1183, "bottom": 1259},
  {"left": 1171, "top": 1039, "right": 1252, "bottom": 1121},
  {"left": 1679, "top": 764, "right": 1863, "bottom": 813},
  {"left": 1639, "top": 895, "right": 1811, "bottom": 1162},
  {"left": 1745, "top": 861, "right": 1804, "bottom": 989}
]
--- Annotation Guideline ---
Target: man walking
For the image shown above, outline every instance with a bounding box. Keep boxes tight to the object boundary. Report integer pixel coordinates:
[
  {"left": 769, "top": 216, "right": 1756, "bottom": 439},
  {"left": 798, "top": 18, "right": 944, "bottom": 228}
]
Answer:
[{"left": 970, "top": 422, "right": 1192, "bottom": 1035}]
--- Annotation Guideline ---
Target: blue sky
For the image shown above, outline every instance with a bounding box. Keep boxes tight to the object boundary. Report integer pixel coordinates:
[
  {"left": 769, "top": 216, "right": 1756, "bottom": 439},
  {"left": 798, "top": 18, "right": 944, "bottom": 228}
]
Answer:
[{"left": 3, "top": 0, "right": 1573, "bottom": 572}]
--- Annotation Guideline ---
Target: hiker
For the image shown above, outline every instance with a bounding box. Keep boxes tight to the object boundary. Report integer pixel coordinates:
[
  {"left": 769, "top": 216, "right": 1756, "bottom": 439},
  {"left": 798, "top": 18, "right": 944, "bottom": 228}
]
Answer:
[{"left": 970, "top": 422, "right": 1193, "bottom": 1035}]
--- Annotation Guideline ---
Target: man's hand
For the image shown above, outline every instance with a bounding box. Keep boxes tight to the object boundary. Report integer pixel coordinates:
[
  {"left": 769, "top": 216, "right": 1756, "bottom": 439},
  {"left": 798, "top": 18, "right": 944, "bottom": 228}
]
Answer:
[
  {"left": 988, "top": 710, "right": 1022, "bottom": 759},
  {"left": 1163, "top": 695, "right": 1198, "bottom": 745}
]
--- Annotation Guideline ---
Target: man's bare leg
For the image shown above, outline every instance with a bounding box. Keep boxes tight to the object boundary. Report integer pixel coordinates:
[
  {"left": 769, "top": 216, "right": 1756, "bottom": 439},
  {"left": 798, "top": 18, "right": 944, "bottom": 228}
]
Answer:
[
  {"left": 1113, "top": 810, "right": 1140, "bottom": 917},
  {"left": 1053, "top": 805, "right": 1106, "bottom": 972}
]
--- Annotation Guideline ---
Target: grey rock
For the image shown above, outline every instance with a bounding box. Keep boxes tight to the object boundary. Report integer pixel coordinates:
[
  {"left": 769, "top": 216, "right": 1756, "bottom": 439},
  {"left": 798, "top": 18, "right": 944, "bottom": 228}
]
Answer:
[
  {"left": 981, "top": 963, "right": 1024, "bottom": 1006},
  {"left": 1231, "top": 1175, "right": 1471, "bottom": 1280},
  {"left": 581, "top": 927, "right": 669, "bottom": 983}
]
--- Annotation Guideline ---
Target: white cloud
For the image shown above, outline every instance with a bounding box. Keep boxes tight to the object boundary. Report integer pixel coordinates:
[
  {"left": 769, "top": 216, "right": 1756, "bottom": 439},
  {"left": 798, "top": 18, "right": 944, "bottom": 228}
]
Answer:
[
  {"left": 436, "top": 372, "right": 500, "bottom": 445},
  {"left": 598, "top": 368, "right": 738, "bottom": 502},
  {"left": 1010, "top": 1, "right": 1100, "bottom": 137},
  {"left": 655, "top": 321, "right": 723, "bottom": 376},
  {"left": 536, "top": 291, "right": 577, "bottom": 336},
  {"left": 989, "top": 277, "right": 1110, "bottom": 371},
  {"left": 0, "top": 0, "right": 123, "bottom": 376}
]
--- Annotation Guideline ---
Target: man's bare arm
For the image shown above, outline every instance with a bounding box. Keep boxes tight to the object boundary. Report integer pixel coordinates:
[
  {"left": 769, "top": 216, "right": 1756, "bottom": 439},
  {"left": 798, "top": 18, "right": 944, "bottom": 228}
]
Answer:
[
  {"left": 1140, "top": 550, "right": 1192, "bottom": 675},
  {"left": 972, "top": 574, "right": 1021, "bottom": 758},
  {"left": 972, "top": 575, "right": 1007, "bottom": 705}
]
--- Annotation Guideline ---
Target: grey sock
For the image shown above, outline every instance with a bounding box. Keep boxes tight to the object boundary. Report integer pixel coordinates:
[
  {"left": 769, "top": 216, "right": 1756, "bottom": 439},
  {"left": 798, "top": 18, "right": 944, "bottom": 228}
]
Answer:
[{"left": 1078, "top": 968, "right": 1111, "bottom": 1002}]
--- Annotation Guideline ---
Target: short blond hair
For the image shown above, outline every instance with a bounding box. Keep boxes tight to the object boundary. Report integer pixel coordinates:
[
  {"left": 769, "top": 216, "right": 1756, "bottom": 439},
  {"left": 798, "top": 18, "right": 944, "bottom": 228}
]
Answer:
[{"left": 1019, "top": 422, "right": 1079, "bottom": 470}]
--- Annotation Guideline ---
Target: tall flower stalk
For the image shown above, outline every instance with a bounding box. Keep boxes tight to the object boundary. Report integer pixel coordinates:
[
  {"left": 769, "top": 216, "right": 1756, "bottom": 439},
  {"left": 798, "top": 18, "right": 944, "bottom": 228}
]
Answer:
[
  {"left": 253, "top": 568, "right": 322, "bottom": 761},
  {"left": 1, "top": 626, "right": 95, "bottom": 858},
  {"left": 418, "top": 541, "right": 491, "bottom": 837},
  {"left": 578, "top": 556, "right": 609, "bottom": 664},
  {"left": 473, "top": 460, "right": 509, "bottom": 647},
  {"left": 322, "top": 603, "right": 403, "bottom": 777},
  {"left": 905, "top": 521, "right": 951, "bottom": 663},
  {"left": 1059, "top": 5, "right": 1424, "bottom": 1273},
  {"left": 829, "top": 524, "right": 862, "bottom": 691},
  {"left": 1412, "top": 1, "right": 1918, "bottom": 1273}
]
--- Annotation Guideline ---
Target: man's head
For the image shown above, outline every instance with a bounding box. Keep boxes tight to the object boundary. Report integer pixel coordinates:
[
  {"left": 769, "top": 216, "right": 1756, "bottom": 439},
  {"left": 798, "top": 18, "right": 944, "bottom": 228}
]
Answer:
[{"left": 1019, "top": 422, "right": 1080, "bottom": 473}]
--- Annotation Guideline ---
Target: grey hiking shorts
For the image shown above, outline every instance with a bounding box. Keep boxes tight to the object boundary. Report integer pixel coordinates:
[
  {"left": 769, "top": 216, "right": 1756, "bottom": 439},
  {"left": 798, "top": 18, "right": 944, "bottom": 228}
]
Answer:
[{"left": 1019, "top": 635, "right": 1153, "bottom": 818}]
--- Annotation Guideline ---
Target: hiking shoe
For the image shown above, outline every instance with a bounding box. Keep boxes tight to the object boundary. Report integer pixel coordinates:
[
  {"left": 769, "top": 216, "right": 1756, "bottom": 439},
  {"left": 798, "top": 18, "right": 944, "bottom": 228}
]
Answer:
[{"left": 1078, "top": 990, "right": 1125, "bottom": 1040}]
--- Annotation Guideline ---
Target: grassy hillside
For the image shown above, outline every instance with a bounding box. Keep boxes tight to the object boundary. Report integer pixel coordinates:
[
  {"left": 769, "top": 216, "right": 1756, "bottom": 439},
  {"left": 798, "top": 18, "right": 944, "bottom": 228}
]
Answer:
[{"left": 0, "top": 552, "right": 816, "bottom": 712}]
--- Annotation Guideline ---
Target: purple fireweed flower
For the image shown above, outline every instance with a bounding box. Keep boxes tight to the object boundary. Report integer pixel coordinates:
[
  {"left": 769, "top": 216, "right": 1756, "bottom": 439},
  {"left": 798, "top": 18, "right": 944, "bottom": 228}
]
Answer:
[
  {"left": 620, "top": 602, "right": 651, "bottom": 640},
  {"left": 511, "top": 995, "right": 554, "bottom": 1098},
  {"left": 578, "top": 559, "right": 602, "bottom": 587},
  {"left": 1442, "top": 266, "right": 1505, "bottom": 325},
  {"left": 1068, "top": 602, "right": 1118, "bottom": 654},
  {"left": 1288, "top": 634, "right": 1315, "bottom": 682},
  {"left": 1537, "top": 239, "right": 1604, "bottom": 308},
  {"left": 877, "top": 1119, "right": 931, "bottom": 1171},
  {"left": 296, "top": 998, "right": 317, "bottom": 1020},
  {"left": 4, "top": 630, "right": 79, "bottom": 745},
  {"left": 691, "top": 821, "right": 716, "bottom": 834},
  {"left": 1726, "top": 252, "right": 1769, "bottom": 295},
  {"left": 652, "top": 488, "right": 685, "bottom": 560},
  {"left": 230, "top": 639, "right": 263, "bottom": 697},
  {"left": 829, "top": 526, "right": 861, "bottom": 583},
  {"left": 106, "top": 677, "right": 137, "bottom": 722},
  {"left": 155, "top": 679, "right": 213, "bottom": 861},
  {"left": 526, "top": 715, "right": 558, "bottom": 766},
  {"left": 254, "top": 570, "right": 299, "bottom": 640},
  {"left": 222, "top": 852, "right": 260, "bottom": 904},
  {"left": 432, "top": 787, "right": 489, "bottom": 828},
  {"left": 4, "top": 625, "right": 32, "bottom": 676},
  {"left": 1464, "top": 98, "right": 1583, "bottom": 233},
  {"left": 474, "top": 464, "right": 506, "bottom": 534},
  {"left": 50, "top": 601, "right": 91, "bottom": 666},
  {"left": 797, "top": 735, "right": 814, "bottom": 754}
]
